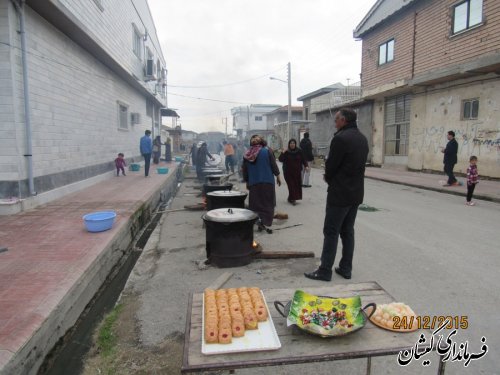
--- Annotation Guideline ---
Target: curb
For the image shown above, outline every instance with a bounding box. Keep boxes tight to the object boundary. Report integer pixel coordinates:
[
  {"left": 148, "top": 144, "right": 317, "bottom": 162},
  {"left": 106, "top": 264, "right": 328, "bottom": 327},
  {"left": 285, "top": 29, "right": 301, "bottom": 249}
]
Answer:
[{"left": 365, "top": 176, "right": 499, "bottom": 204}]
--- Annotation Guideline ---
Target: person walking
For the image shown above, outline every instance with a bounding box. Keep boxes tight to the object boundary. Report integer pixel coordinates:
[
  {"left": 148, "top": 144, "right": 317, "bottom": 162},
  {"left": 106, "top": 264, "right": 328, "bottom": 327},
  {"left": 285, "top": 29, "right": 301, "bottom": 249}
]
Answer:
[
  {"left": 196, "top": 142, "right": 214, "bottom": 181},
  {"left": 300, "top": 132, "right": 314, "bottom": 187},
  {"left": 441, "top": 130, "right": 459, "bottom": 186},
  {"left": 305, "top": 108, "right": 369, "bottom": 282},
  {"left": 190, "top": 142, "right": 198, "bottom": 166},
  {"left": 465, "top": 156, "right": 479, "bottom": 206},
  {"left": 223, "top": 140, "right": 235, "bottom": 173},
  {"left": 153, "top": 135, "right": 162, "bottom": 164},
  {"left": 114, "top": 153, "right": 126, "bottom": 176},
  {"left": 242, "top": 135, "right": 281, "bottom": 232},
  {"left": 279, "top": 139, "right": 308, "bottom": 205},
  {"left": 140, "top": 130, "right": 153, "bottom": 177},
  {"left": 234, "top": 142, "right": 245, "bottom": 180}
]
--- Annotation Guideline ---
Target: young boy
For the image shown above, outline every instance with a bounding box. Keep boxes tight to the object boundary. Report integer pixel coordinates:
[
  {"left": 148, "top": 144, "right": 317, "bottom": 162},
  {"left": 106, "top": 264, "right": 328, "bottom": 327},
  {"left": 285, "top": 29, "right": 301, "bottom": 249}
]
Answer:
[
  {"left": 466, "top": 156, "right": 478, "bottom": 206},
  {"left": 115, "top": 153, "right": 127, "bottom": 176}
]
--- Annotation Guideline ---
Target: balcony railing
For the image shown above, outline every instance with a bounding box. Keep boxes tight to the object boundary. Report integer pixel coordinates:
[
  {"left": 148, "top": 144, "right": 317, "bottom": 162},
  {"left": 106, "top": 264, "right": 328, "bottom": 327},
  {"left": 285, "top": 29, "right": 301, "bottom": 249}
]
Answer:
[{"left": 310, "top": 83, "right": 362, "bottom": 114}]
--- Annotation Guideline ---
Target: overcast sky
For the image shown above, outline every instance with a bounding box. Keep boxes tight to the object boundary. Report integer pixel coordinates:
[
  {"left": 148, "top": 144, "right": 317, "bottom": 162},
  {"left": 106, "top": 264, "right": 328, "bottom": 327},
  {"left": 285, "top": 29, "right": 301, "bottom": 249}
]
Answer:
[{"left": 148, "top": 0, "right": 376, "bottom": 133}]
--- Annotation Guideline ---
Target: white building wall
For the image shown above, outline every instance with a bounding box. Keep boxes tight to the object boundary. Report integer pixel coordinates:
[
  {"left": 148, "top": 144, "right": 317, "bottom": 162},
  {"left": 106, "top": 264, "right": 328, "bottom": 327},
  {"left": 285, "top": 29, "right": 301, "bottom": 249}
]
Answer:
[
  {"left": 18, "top": 7, "right": 151, "bottom": 177},
  {"left": 0, "top": 0, "right": 166, "bottom": 200},
  {"left": 58, "top": 0, "right": 165, "bottom": 80}
]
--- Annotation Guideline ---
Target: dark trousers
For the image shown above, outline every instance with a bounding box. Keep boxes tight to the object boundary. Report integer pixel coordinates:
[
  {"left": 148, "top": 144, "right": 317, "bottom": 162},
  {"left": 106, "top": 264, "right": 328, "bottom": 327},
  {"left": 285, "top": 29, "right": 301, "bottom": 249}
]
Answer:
[
  {"left": 225, "top": 155, "right": 235, "bottom": 173},
  {"left": 466, "top": 183, "right": 476, "bottom": 202},
  {"left": 143, "top": 153, "right": 151, "bottom": 176},
  {"left": 444, "top": 163, "right": 457, "bottom": 184},
  {"left": 116, "top": 166, "right": 125, "bottom": 176},
  {"left": 319, "top": 204, "right": 359, "bottom": 275}
]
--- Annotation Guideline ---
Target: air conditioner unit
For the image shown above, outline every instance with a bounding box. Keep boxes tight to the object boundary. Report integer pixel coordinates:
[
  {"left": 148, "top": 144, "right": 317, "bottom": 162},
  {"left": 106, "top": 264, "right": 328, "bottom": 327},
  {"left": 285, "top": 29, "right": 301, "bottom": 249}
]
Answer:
[
  {"left": 131, "top": 112, "right": 140, "bottom": 124},
  {"left": 161, "top": 68, "right": 167, "bottom": 80},
  {"left": 144, "top": 59, "right": 156, "bottom": 80}
]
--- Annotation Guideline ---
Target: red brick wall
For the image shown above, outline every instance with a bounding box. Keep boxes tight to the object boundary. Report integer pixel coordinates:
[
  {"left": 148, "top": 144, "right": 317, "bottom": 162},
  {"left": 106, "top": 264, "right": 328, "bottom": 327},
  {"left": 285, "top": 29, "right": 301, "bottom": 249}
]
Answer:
[
  {"left": 360, "top": 7, "right": 417, "bottom": 91},
  {"left": 360, "top": 0, "right": 500, "bottom": 90},
  {"left": 414, "top": 0, "right": 500, "bottom": 75}
]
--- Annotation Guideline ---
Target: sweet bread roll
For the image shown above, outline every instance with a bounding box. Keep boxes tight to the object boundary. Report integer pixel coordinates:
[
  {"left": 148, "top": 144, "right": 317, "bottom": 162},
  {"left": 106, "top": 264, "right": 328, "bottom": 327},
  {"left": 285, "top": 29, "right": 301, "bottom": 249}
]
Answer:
[
  {"left": 232, "top": 318, "right": 245, "bottom": 337},
  {"left": 205, "top": 325, "right": 218, "bottom": 343},
  {"left": 218, "top": 326, "right": 232, "bottom": 344}
]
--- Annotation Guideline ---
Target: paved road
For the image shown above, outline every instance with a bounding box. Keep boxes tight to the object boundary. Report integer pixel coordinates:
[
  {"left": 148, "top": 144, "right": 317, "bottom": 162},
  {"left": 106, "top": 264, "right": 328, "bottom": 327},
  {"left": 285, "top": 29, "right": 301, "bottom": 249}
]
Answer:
[{"left": 114, "top": 167, "right": 499, "bottom": 374}]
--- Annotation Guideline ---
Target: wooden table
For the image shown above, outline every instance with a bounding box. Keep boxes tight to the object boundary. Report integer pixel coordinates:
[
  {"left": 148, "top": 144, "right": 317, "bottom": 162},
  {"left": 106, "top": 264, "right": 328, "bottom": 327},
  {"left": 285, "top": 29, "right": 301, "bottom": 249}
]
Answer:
[{"left": 182, "top": 281, "right": 444, "bottom": 374}]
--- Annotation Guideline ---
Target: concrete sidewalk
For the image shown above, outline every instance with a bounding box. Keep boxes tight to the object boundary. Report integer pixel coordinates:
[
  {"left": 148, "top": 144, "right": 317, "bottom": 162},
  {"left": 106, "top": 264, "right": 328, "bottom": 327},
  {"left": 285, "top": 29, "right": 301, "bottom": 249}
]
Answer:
[
  {"left": 365, "top": 166, "right": 500, "bottom": 203},
  {"left": 0, "top": 161, "right": 182, "bottom": 375}
]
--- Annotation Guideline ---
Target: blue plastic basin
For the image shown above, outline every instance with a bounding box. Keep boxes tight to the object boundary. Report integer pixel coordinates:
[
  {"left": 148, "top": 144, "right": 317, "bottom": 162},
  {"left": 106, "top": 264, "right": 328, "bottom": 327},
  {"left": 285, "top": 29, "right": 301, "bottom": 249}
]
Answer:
[
  {"left": 175, "top": 156, "right": 184, "bottom": 162},
  {"left": 83, "top": 211, "right": 116, "bottom": 232},
  {"left": 157, "top": 167, "right": 169, "bottom": 174}
]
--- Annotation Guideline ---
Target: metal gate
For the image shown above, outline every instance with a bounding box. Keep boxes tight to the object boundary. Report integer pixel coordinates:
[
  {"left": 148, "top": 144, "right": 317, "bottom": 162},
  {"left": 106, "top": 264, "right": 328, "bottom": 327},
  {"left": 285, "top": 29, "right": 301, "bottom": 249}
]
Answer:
[{"left": 384, "top": 95, "right": 411, "bottom": 156}]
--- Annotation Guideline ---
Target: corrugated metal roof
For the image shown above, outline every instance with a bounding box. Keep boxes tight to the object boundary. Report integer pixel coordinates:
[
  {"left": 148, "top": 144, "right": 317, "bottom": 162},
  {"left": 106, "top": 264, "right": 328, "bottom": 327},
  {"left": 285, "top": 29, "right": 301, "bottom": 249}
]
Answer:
[
  {"left": 297, "top": 82, "right": 345, "bottom": 101},
  {"left": 353, "top": 0, "right": 418, "bottom": 38}
]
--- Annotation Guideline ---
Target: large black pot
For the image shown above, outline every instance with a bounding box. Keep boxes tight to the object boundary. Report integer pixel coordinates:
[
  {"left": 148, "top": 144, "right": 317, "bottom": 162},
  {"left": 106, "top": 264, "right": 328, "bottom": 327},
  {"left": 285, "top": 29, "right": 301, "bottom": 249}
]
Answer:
[
  {"left": 202, "top": 208, "right": 258, "bottom": 268},
  {"left": 206, "top": 190, "right": 247, "bottom": 210},
  {"left": 202, "top": 183, "right": 233, "bottom": 196},
  {"left": 205, "top": 174, "right": 227, "bottom": 184}
]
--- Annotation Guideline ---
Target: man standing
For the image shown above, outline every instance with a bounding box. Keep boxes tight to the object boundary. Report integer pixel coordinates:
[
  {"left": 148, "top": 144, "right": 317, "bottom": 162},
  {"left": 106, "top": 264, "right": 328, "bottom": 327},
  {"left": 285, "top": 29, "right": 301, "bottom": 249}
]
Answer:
[
  {"left": 441, "top": 131, "right": 459, "bottom": 186},
  {"left": 223, "top": 140, "right": 235, "bottom": 173},
  {"left": 305, "top": 108, "right": 368, "bottom": 282},
  {"left": 140, "top": 130, "right": 153, "bottom": 177},
  {"left": 300, "top": 132, "right": 314, "bottom": 187}
]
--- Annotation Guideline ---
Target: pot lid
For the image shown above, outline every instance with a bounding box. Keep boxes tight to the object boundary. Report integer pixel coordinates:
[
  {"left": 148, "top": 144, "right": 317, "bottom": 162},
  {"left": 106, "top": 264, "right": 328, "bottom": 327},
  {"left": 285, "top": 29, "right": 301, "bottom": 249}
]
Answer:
[
  {"left": 206, "top": 174, "right": 227, "bottom": 178},
  {"left": 203, "top": 208, "right": 257, "bottom": 222},
  {"left": 207, "top": 190, "right": 247, "bottom": 197}
]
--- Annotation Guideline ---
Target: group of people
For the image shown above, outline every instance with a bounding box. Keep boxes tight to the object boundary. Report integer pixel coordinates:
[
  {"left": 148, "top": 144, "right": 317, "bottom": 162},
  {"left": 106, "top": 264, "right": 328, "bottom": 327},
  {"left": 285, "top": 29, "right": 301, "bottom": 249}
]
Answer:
[
  {"left": 441, "top": 130, "right": 480, "bottom": 206},
  {"left": 114, "top": 107, "right": 480, "bottom": 288}
]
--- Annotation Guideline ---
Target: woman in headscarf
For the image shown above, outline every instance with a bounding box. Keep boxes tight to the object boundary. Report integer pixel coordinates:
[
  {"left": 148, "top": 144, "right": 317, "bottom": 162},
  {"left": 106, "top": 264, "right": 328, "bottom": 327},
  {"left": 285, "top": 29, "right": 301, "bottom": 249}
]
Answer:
[
  {"left": 242, "top": 135, "right": 281, "bottom": 232},
  {"left": 164, "top": 138, "right": 172, "bottom": 162},
  {"left": 279, "top": 139, "right": 309, "bottom": 205},
  {"left": 153, "top": 135, "right": 162, "bottom": 164}
]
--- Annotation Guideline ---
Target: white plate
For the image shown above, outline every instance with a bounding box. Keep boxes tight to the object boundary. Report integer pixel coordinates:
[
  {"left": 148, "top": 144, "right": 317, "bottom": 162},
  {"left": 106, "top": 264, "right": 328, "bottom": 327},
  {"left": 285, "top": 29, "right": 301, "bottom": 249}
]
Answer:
[{"left": 201, "top": 291, "right": 281, "bottom": 355}]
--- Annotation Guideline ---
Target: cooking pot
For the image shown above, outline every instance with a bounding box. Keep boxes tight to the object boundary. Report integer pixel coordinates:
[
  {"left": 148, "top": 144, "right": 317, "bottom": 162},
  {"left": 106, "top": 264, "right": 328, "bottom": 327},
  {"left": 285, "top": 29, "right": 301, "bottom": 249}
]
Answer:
[
  {"left": 202, "top": 183, "right": 233, "bottom": 196},
  {"left": 206, "top": 190, "right": 247, "bottom": 210},
  {"left": 202, "top": 208, "right": 258, "bottom": 268}
]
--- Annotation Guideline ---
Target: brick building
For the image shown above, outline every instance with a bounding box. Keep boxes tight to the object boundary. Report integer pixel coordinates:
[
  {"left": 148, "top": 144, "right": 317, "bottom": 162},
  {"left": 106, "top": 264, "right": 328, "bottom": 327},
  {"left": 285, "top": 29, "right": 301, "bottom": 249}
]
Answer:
[
  {"left": 0, "top": 0, "right": 167, "bottom": 211},
  {"left": 355, "top": 0, "right": 500, "bottom": 177}
]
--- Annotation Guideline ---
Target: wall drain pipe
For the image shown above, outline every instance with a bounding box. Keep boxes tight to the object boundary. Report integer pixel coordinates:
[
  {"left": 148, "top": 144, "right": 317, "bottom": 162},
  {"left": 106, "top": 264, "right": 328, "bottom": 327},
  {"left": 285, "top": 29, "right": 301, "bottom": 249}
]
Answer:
[{"left": 13, "top": 0, "right": 36, "bottom": 196}]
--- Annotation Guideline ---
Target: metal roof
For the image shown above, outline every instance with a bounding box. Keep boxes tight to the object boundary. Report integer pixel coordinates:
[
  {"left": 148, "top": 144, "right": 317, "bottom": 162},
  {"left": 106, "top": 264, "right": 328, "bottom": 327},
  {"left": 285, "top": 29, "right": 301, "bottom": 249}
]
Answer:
[
  {"left": 297, "top": 83, "right": 345, "bottom": 101},
  {"left": 353, "top": 0, "right": 418, "bottom": 38}
]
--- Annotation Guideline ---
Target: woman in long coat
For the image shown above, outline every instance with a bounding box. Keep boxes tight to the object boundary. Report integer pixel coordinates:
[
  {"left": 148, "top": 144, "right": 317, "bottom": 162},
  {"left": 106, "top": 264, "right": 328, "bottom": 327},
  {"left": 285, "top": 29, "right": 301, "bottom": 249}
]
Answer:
[
  {"left": 279, "top": 139, "right": 308, "bottom": 205},
  {"left": 242, "top": 135, "right": 281, "bottom": 231},
  {"left": 153, "top": 136, "right": 162, "bottom": 164}
]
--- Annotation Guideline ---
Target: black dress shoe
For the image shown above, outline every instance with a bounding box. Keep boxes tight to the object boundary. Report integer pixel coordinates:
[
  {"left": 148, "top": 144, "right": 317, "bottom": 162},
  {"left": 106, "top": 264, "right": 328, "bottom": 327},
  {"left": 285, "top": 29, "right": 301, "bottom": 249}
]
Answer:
[
  {"left": 334, "top": 267, "right": 351, "bottom": 279},
  {"left": 304, "top": 269, "right": 332, "bottom": 282}
]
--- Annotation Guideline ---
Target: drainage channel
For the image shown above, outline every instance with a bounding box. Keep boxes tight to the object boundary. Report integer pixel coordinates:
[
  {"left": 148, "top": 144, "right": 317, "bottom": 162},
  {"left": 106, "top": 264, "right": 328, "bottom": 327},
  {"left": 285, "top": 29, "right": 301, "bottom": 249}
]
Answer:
[{"left": 38, "top": 192, "right": 178, "bottom": 375}]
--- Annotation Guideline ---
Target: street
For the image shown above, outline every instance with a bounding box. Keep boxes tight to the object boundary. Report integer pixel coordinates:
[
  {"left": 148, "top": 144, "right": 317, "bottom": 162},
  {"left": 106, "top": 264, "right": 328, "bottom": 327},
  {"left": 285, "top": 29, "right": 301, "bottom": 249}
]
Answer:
[{"left": 82, "top": 166, "right": 500, "bottom": 374}]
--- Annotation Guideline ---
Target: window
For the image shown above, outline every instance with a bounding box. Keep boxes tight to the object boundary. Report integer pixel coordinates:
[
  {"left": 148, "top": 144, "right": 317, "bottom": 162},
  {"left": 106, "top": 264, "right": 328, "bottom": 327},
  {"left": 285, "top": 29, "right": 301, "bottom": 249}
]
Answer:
[
  {"left": 462, "top": 99, "right": 479, "bottom": 120},
  {"left": 379, "top": 39, "right": 394, "bottom": 65},
  {"left": 118, "top": 102, "right": 129, "bottom": 129},
  {"left": 133, "top": 27, "right": 142, "bottom": 59},
  {"left": 384, "top": 95, "right": 411, "bottom": 156},
  {"left": 255, "top": 116, "right": 263, "bottom": 121},
  {"left": 453, "top": 0, "right": 482, "bottom": 34}
]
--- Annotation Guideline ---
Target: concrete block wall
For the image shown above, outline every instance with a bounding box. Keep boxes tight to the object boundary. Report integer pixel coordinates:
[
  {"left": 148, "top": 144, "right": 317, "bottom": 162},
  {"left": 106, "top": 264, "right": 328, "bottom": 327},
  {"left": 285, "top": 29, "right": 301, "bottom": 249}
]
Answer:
[
  {"left": 409, "top": 77, "right": 500, "bottom": 178},
  {"left": 1, "top": 3, "right": 158, "bottom": 198},
  {"left": 58, "top": 0, "right": 165, "bottom": 82}
]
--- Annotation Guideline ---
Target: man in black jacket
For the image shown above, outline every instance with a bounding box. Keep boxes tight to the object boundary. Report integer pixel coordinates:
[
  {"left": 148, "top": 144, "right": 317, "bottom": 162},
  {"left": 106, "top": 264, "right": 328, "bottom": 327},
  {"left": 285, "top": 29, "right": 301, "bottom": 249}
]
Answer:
[
  {"left": 305, "top": 108, "right": 368, "bottom": 282},
  {"left": 441, "top": 131, "right": 459, "bottom": 186},
  {"left": 299, "top": 132, "right": 314, "bottom": 187}
]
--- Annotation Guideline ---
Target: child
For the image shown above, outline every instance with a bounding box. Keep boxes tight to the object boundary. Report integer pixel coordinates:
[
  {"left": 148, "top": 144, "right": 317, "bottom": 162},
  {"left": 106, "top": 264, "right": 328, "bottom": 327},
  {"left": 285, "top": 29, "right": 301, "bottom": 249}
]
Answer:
[
  {"left": 115, "top": 153, "right": 127, "bottom": 176},
  {"left": 466, "top": 156, "right": 478, "bottom": 206}
]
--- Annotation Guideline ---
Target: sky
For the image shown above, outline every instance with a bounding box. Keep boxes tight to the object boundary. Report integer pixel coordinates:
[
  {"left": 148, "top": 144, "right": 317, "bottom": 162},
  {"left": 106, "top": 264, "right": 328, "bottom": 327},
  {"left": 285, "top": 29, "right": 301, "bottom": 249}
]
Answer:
[{"left": 147, "top": 0, "right": 377, "bottom": 134}]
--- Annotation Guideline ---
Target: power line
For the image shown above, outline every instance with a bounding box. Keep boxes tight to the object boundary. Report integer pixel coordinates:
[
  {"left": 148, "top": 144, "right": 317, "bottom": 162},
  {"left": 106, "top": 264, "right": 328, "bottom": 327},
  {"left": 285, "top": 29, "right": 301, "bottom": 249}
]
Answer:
[
  {"left": 168, "top": 91, "right": 252, "bottom": 105},
  {"left": 169, "top": 65, "right": 286, "bottom": 88}
]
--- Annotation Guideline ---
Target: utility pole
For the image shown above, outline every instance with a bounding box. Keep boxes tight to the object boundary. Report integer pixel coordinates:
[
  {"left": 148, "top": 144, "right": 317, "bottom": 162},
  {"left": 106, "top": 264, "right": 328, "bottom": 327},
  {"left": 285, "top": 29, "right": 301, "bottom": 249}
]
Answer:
[
  {"left": 223, "top": 117, "right": 228, "bottom": 136},
  {"left": 287, "top": 62, "right": 292, "bottom": 142}
]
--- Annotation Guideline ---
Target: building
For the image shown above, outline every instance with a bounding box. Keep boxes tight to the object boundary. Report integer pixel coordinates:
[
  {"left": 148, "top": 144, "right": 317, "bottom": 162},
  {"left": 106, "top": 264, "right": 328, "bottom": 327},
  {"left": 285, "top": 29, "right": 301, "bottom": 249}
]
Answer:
[
  {"left": 263, "top": 105, "right": 308, "bottom": 148},
  {"left": 297, "top": 83, "right": 367, "bottom": 158},
  {"left": 354, "top": 0, "right": 500, "bottom": 177},
  {"left": 0, "top": 0, "right": 168, "bottom": 212},
  {"left": 231, "top": 104, "right": 281, "bottom": 139}
]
